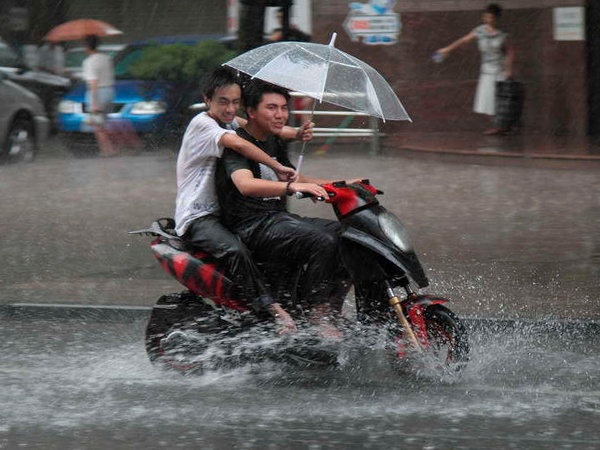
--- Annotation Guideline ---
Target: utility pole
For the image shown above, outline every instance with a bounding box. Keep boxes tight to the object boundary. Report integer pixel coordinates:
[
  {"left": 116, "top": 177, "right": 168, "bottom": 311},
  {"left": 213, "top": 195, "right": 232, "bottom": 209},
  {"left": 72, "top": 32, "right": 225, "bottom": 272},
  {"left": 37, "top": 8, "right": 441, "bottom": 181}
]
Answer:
[{"left": 239, "top": 0, "right": 293, "bottom": 51}]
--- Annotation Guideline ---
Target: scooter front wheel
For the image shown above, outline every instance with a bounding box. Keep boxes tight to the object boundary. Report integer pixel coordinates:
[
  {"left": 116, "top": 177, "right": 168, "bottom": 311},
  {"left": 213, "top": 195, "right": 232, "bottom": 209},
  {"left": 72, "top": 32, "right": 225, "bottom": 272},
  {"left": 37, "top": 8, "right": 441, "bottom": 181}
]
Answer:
[{"left": 387, "top": 304, "right": 469, "bottom": 378}]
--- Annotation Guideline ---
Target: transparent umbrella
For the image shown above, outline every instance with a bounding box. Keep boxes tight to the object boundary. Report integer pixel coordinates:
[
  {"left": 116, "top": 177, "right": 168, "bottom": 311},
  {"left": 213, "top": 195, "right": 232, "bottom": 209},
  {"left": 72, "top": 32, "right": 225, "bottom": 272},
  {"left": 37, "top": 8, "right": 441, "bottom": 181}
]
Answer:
[
  {"left": 225, "top": 33, "right": 410, "bottom": 121},
  {"left": 224, "top": 33, "right": 410, "bottom": 170}
]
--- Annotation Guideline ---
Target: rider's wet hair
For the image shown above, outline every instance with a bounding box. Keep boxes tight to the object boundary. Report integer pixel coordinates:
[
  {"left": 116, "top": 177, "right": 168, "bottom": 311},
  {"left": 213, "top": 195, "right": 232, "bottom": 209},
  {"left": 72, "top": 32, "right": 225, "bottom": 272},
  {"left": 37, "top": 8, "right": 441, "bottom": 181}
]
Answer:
[
  {"left": 242, "top": 80, "right": 290, "bottom": 110},
  {"left": 202, "top": 67, "right": 241, "bottom": 100}
]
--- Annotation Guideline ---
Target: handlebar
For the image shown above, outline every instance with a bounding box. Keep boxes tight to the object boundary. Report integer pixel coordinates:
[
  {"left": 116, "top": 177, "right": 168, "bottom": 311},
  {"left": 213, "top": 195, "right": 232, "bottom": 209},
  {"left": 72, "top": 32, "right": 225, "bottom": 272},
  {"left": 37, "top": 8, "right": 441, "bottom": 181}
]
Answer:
[
  {"left": 294, "top": 192, "right": 328, "bottom": 201},
  {"left": 293, "top": 179, "right": 382, "bottom": 201}
]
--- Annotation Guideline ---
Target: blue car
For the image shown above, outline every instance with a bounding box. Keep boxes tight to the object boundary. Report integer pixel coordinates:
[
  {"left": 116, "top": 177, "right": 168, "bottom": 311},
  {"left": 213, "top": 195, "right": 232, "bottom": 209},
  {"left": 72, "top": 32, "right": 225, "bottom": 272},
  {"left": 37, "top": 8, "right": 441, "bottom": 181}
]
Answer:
[{"left": 58, "top": 35, "right": 226, "bottom": 153}]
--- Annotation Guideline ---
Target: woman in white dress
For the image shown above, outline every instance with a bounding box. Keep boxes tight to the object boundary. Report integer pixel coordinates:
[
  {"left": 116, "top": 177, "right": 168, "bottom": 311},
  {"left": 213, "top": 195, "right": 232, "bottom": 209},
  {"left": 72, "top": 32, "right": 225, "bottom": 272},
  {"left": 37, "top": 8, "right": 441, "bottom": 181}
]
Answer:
[{"left": 436, "top": 3, "right": 515, "bottom": 135}]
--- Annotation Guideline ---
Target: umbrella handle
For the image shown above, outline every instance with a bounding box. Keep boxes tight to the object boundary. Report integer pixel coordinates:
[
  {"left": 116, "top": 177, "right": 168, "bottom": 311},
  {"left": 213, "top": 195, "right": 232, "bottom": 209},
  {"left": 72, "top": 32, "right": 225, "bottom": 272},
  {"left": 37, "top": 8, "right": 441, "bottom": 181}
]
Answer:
[
  {"left": 296, "top": 152, "right": 304, "bottom": 175},
  {"left": 295, "top": 98, "right": 317, "bottom": 176}
]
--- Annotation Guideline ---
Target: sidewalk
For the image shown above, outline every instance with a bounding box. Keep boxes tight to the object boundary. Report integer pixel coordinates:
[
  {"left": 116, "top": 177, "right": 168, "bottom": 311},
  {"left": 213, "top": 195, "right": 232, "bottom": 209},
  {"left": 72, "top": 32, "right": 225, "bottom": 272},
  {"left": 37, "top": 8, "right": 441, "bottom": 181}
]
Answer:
[{"left": 384, "top": 131, "right": 600, "bottom": 161}]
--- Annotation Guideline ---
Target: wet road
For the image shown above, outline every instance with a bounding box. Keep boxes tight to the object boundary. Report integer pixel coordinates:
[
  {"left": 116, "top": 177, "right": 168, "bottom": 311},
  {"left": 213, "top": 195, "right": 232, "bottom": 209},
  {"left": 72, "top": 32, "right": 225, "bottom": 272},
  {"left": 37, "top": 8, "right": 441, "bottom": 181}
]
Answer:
[
  {"left": 0, "top": 138, "right": 598, "bottom": 320},
  {"left": 1, "top": 138, "right": 600, "bottom": 448},
  {"left": 2, "top": 314, "right": 600, "bottom": 449}
]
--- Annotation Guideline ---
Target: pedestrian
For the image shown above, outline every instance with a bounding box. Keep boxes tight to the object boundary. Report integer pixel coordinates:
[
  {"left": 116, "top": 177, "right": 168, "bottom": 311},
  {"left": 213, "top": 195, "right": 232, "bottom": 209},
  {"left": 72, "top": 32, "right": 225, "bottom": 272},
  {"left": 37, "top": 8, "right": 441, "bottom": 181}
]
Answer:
[
  {"left": 82, "top": 34, "right": 117, "bottom": 156},
  {"left": 216, "top": 80, "right": 358, "bottom": 338},
  {"left": 435, "top": 3, "right": 515, "bottom": 135},
  {"left": 175, "top": 67, "right": 313, "bottom": 334}
]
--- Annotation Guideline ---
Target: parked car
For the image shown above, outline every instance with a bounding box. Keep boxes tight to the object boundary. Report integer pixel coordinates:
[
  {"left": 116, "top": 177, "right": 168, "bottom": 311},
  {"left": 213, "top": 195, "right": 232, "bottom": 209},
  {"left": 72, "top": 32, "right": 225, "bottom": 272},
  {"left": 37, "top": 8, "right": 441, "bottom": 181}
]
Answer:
[
  {"left": 0, "top": 71, "right": 50, "bottom": 162},
  {"left": 57, "top": 34, "right": 229, "bottom": 153},
  {"left": 64, "top": 44, "right": 124, "bottom": 81},
  {"left": 0, "top": 39, "right": 71, "bottom": 132}
]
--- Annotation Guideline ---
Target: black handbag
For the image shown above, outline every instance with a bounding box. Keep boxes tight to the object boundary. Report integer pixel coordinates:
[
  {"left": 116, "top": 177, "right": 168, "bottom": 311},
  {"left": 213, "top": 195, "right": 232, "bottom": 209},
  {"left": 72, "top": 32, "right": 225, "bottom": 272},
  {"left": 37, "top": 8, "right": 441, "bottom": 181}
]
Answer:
[{"left": 495, "top": 79, "right": 524, "bottom": 130}]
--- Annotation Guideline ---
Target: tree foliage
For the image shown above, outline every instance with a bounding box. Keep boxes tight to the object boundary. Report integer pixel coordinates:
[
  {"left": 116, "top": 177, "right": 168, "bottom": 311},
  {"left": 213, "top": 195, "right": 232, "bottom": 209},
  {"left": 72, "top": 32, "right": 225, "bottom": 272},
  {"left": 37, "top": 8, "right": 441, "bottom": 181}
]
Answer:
[{"left": 129, "top": 41, "right": 237, "bottom": 83}]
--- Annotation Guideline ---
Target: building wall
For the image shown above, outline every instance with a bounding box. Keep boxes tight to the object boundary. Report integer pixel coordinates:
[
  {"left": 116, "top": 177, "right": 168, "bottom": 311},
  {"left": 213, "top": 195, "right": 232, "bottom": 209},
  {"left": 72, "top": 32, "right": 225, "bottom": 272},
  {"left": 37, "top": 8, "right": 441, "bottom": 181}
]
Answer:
[
  {"left": 1, "top": 0, "right": 586, "bottom": 136},
  {"left": 312, "top": 0, "right": 587, "bottom": 136},
  {"left": 62, "top": 0, "right": 228, "bottom": 44}
]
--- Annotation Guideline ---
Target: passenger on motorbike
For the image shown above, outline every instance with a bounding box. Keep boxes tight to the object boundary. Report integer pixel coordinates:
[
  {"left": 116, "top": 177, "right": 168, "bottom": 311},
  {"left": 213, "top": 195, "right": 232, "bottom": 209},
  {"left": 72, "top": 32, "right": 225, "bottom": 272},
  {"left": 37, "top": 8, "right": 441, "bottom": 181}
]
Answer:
[
  {"left": 217, "top": 80, "right": 357, "bottom": 337},
  {"left": 174, "top": 67, "right": 313, "bottom": 334}
]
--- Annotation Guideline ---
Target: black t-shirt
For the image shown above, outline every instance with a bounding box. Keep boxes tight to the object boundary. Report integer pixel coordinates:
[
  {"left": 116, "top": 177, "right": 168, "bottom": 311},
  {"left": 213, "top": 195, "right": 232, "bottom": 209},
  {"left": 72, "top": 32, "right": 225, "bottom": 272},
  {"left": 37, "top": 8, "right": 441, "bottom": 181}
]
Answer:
[{"left": 216, "top": 128, "right": 294, "bottom": 230}]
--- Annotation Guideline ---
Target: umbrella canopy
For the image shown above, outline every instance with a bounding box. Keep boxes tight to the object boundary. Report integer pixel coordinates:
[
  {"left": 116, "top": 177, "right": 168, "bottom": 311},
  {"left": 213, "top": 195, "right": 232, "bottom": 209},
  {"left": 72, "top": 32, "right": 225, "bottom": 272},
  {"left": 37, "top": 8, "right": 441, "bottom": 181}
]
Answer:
[
  {"left": 44, "top": 19, "right": 123, "bottom": 43},
  {"left": 224, "top": 33, "right": 410, "bottom": 122}
]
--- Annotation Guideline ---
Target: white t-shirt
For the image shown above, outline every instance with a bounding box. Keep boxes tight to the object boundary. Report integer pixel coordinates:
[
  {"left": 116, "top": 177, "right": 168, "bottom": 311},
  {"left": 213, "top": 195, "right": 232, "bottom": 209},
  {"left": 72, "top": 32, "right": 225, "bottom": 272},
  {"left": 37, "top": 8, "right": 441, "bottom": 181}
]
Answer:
[
  {"left": 175, "top": 112, "right": 238, "bottom": 236},
  {"left": 82, "top": 52, "right": 114, "bottom": 87}
]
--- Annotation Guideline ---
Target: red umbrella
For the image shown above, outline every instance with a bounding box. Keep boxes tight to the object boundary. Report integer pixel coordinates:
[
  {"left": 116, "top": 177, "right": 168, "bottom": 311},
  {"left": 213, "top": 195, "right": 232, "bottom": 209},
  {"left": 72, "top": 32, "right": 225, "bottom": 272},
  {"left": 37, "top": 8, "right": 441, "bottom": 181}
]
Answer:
[{"left": 44, "top": 19, "right": 123, "bottom": 42}]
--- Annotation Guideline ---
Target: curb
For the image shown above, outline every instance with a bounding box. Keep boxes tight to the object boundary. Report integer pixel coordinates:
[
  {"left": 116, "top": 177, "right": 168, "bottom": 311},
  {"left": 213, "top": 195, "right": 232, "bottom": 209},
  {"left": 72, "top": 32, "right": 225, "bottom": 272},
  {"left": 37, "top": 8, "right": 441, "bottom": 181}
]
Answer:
[
  {"left": 0, "top": 303, "right": 151, "bottom": 322},
  {"left": 395, "top": 145, "right": 600, "bottom": 162},
  {"left": 2, "top": 303, "right": 599, "bottom": 334}
]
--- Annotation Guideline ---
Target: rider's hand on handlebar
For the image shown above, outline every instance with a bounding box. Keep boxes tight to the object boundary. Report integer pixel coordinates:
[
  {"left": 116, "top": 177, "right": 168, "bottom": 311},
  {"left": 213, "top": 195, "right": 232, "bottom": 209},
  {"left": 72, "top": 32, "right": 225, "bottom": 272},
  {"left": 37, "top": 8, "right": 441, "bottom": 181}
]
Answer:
[
  {"left": 268, "top": 303, "right": 297, "bottom": 335},
  {"left": 287, "top": 182, "right": 328, "bottom": 199}
]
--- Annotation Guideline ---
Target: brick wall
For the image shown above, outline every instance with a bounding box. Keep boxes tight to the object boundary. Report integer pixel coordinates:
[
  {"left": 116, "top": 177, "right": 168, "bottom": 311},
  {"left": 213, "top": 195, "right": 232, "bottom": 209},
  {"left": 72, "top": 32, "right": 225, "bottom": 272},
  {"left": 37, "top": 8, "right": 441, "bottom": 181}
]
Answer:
[{"left": 312, "top": 0, "right": 587, "bottom": 136}]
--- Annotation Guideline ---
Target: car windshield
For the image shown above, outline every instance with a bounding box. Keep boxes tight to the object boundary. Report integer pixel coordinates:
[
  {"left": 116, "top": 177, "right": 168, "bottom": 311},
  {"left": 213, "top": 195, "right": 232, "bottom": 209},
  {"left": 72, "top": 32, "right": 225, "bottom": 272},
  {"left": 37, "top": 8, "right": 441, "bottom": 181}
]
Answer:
[
  {"left": 113, "top": 45, "right": 146, "bottom": 79},
  {"left": 64, "top": 50, "right": 87, "bottom": 69},
  {"left": 66, "top": 46, "right": 123, "bottom": 69}
]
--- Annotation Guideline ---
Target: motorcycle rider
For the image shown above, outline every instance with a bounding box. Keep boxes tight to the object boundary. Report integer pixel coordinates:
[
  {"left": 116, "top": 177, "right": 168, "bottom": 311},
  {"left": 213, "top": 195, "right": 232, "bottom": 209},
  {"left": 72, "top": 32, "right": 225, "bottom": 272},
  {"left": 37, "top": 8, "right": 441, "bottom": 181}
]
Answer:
[
  {"left": 175, "top": 67, "right": 313, "bottom": 333},
  {"left": 216, "top": 80, "right": 356, "bottom": 336}
]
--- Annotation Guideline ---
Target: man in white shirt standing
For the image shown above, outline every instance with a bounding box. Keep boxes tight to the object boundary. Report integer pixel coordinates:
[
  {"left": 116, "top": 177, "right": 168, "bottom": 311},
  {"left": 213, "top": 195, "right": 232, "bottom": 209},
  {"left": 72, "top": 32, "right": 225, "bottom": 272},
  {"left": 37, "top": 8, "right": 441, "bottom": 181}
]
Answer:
[
  {"left": 175, "top": 67, "right": 312, "bottom": 333},
  {"left": 82, "top": 34, "right": 116, "bottom": 156}
]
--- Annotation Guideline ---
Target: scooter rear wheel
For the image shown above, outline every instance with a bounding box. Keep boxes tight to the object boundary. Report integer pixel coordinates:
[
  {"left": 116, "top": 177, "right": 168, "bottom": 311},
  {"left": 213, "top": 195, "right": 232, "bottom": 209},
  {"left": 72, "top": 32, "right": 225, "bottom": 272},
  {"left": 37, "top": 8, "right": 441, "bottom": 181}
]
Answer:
[{"left": 145, "top": 292, "right": 226, "bottom": 374}]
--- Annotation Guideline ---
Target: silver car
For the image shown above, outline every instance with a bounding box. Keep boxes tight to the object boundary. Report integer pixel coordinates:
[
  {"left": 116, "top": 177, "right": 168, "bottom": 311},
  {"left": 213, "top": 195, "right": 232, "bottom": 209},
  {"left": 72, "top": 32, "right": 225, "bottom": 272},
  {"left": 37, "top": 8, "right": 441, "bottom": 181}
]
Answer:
[{"left": 0, "top": 71, "right": 50, "bottom": 162}]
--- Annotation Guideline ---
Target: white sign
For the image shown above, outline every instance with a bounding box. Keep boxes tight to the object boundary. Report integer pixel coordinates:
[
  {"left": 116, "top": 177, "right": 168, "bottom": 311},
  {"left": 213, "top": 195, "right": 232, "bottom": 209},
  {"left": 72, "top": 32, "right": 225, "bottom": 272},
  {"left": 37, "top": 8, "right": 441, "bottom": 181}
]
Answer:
[
  {"left": 226, "top": 0, "right": 312, "bottom": 37},
  {"left": 343, "top": 0, "right": 401, "bottom": 45},
  {"left": 226, "top": 0, "right": 239, "bottom": 36},
  {"left": 553, "top": 7, "right": 585, "bottom": 41}
]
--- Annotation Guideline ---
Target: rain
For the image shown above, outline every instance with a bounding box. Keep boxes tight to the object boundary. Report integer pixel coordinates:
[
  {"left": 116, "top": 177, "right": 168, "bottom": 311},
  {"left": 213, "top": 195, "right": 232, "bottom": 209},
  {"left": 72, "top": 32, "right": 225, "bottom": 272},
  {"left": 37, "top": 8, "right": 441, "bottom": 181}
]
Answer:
[{"left": 1, "top": 1, "right": 599, "bottom": 449}]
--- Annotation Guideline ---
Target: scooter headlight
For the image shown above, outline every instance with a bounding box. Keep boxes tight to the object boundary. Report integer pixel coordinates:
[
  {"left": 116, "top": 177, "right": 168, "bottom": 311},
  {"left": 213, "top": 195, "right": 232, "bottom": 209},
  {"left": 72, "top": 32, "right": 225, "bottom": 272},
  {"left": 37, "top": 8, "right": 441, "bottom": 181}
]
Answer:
[{"left": 378, "top": 211, "right": 413, "bottom": 252}]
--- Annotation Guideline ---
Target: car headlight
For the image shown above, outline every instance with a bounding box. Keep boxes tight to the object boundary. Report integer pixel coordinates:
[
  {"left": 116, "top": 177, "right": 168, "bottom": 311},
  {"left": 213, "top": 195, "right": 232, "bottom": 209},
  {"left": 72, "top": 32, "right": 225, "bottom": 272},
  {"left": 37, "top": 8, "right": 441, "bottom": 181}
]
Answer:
[
  {"left": 130, "top": 101, "right": 167, "bottom": 115},
  {"left": 378, "top": 211, "right": 414, "bottom": 252},
  {"left": 58, "top": 100, "right": 79, "bottom": 114}
]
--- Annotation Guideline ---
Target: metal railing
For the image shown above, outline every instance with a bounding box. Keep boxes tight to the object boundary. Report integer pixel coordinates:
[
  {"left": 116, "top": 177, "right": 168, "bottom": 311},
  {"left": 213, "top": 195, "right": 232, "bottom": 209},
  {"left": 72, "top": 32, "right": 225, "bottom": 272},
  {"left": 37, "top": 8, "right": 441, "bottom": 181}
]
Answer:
[
  {"left": 290, "top": 92, "right": 383, "bottom": 154},
  {"left": 189, "top": 96, "right": 384, "bottom": 154}
]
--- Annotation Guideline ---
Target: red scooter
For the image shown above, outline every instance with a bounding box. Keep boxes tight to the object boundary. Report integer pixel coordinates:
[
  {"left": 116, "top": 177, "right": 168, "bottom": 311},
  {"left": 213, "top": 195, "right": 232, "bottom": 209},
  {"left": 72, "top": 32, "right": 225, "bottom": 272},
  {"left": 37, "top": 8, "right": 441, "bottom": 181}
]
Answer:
[{"left": 131, "top": 180, "right": 469, "bottom": 375}]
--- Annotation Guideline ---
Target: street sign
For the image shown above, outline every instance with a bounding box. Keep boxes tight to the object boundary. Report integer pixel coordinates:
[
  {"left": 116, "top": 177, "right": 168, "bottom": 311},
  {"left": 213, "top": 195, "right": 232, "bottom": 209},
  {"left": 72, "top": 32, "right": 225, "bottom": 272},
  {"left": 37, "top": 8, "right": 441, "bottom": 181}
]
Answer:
[{"left": 343, "top": 1, "right": 401, "bottom": 45}]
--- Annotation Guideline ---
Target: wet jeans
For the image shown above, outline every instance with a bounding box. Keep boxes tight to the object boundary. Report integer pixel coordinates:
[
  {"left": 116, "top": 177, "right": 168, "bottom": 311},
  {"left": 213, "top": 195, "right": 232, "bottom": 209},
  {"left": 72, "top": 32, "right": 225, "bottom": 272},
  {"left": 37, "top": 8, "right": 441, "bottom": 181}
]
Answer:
[
  {"left": 234, "top": 212, "right": 344, "bottom": 307},
  {"left": 184, "top": 214, "right": 274, "bottom": 310}
]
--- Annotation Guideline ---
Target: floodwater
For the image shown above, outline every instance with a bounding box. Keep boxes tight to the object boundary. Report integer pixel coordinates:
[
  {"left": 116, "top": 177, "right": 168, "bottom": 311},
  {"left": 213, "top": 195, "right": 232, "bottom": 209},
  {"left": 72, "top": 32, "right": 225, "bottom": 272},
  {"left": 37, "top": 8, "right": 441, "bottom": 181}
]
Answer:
[
  {"left": 1, "top": 315, "right": 600, "bottom": 449},
  {"left": 1, "top": 140, "right": 600, "bottom": 448}
]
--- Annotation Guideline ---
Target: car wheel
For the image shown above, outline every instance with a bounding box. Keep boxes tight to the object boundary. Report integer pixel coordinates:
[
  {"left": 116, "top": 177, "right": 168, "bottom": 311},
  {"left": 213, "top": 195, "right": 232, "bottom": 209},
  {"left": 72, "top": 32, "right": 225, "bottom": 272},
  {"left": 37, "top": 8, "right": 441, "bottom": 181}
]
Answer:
[{"left": 2, "top": 118, "right": 36, "bottom": 163}]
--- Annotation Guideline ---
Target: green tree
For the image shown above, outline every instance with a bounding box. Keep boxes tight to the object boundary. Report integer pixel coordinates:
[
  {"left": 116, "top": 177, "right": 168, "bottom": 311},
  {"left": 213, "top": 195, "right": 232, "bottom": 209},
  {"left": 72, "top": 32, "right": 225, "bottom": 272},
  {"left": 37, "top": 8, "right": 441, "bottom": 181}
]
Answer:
[{"left": 129, "top": 41, "right": 236, "bottom": 83}]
